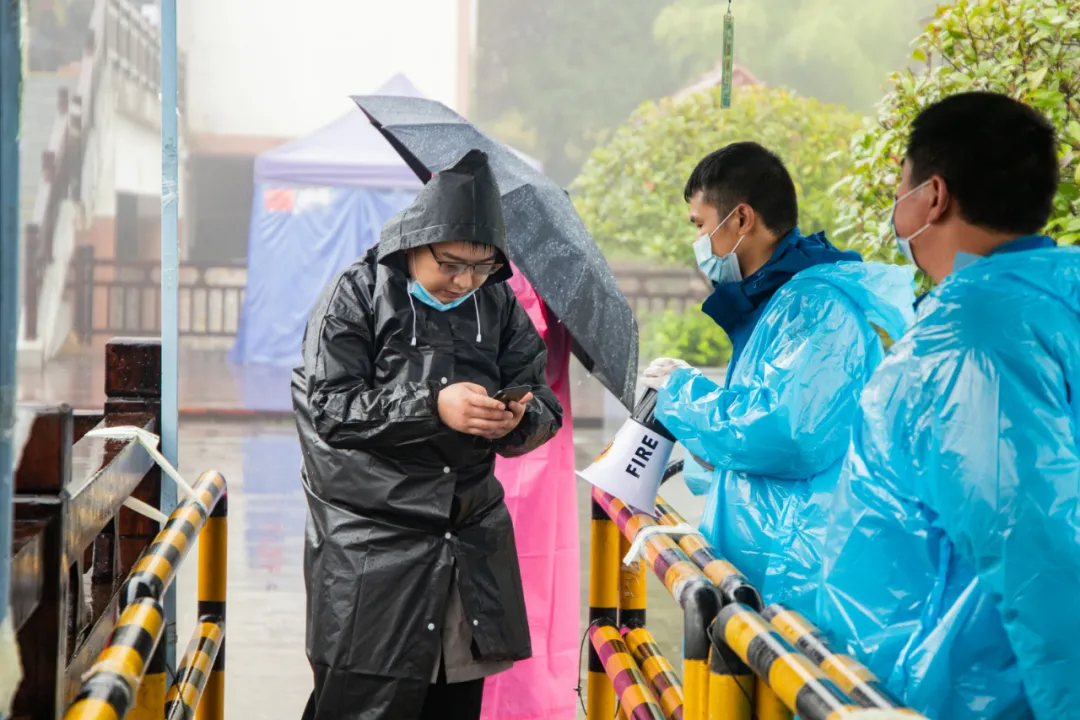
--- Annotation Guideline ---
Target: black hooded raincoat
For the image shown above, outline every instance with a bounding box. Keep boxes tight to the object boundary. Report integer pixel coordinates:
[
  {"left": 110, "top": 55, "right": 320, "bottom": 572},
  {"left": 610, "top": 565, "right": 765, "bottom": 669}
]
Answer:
[{"left": 293, "top": 150, "right": 563, "bottom": 719}]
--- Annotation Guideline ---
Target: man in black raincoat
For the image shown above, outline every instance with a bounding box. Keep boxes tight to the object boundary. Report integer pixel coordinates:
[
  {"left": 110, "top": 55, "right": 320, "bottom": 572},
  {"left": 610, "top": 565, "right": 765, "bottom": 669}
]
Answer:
[{"left": 293, "top": 149, "right": 563, "bottom": 720}]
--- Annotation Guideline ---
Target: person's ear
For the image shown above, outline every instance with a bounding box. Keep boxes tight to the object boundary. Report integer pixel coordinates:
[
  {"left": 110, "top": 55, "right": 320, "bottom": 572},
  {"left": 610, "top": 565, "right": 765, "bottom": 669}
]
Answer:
[
  {"left": 736, "top": 203, "right": 757, "bottom": 235},
  {"left": 927, "top": 176, "right": 950, "bottom": 224}
]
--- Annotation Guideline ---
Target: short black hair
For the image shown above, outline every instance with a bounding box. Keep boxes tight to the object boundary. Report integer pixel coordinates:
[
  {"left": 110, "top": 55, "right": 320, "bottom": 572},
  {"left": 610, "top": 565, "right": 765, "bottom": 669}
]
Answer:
[
  {"left": 683, "top": 142, "right": 798, "bottom": 237},
  {"left": 906, "top": 91, "right": 1058, "bottom": 235}
]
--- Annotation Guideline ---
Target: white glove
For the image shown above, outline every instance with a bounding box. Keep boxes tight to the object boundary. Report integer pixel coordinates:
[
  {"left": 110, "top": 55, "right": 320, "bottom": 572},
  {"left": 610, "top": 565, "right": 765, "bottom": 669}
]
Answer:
[{"left": 642, "top": 357, "right": 690, "bottom": 390}]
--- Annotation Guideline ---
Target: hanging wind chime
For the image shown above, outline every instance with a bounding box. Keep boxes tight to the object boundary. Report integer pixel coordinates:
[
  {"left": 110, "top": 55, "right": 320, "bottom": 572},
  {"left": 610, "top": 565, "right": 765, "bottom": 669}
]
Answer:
[{"left": 720, "top": 0, "right": 735, "bottom": 108}]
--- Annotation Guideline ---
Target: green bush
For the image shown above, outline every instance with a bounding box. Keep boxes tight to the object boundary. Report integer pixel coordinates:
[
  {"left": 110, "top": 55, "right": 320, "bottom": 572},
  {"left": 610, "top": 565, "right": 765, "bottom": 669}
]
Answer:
[
  {"left": 835, "top": 0, "right": 1080, "bottom": 263},
  {"left": 640, "top": 309, "right": 733, "bottom": 368},
  {"left": 572, "top": 85, "right": 865, "bottom": 266}
]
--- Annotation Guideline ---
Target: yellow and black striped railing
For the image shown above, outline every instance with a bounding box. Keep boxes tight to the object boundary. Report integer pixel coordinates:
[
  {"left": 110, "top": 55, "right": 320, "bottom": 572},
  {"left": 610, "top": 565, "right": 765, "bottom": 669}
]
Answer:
[
  {"left": 64, "top": 471, "right": 228, "bottom": 720},
  {"left": 591, "top": 487, "right": 721, "bottom": 720},
  {"left": 653, "top": 497, "right": 788, "bottom": 719},
  {"left": 65, "top": 597, "right": 166, "bottom": 720},
  {"left": 763, "top": 605, "right": 904, "bottom": 711},
  {"left": 624, "top": 628, "right": 684, "bottom": 720},
  {"left": 714, "top": 603, "right": 927, "bottom": 720},
  {"left": 589, "top": 450, "right": 930, "bottom": 720},
  {"left": 165, "top": 618, "right": 225, "bottom": 720}
]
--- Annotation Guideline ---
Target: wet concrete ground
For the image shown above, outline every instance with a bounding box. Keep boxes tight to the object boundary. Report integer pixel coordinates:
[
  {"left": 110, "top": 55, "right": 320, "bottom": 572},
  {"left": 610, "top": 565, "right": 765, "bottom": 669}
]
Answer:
[{"left": 169, "top": 418, "right": 704, "bottom": 720}]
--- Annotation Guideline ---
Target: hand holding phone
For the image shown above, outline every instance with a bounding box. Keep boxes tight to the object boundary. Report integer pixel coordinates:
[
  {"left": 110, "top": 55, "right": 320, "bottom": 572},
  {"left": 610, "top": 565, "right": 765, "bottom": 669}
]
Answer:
[{"left": 492, "top": 385, "right": 532, "bottom": 407}]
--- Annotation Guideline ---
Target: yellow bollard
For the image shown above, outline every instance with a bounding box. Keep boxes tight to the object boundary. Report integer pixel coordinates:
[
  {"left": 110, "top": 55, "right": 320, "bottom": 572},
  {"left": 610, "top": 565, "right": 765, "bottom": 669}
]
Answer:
[
  {"left": 754, "top": 677, "right": 794, "bottom": 720},
  {"left": 708, "top": 638, "right": 754, "bottom": 720},
  {"left": 618, "top": 535, "right": 647, "bottom": 720},
  {"left": 588, "top": 498, "right": 619, "bottom": 719},
  {"left": 196, "top": 483, "right": 228, "bottom": 720}
]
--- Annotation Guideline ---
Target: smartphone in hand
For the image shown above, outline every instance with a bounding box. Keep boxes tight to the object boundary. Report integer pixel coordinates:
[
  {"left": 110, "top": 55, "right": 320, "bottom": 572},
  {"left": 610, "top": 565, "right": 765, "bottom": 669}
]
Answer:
[{"left": 492, "top": 386, "right": 531, "bottom": 407}]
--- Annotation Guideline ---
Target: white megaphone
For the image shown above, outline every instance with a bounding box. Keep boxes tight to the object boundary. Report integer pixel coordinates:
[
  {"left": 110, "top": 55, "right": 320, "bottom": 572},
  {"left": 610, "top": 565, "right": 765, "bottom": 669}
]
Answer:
[{"left": 577, "top": 388, "right": 676, "bottom": 513}]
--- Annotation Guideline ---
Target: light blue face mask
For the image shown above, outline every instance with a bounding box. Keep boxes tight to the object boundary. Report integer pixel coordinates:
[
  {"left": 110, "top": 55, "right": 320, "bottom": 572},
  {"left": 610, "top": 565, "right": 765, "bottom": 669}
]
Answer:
[
  {"left": 693, "top": 207, "right": 745, "bottom": 285},
  {"left": 409, "top": 280, "right": 476, "bottom": 311},
  {"left": 891, "top": 180, "right": 932, "bottom": 268},
  {"left": 406, "top": 280, "right": 483, "bottom": 347}
]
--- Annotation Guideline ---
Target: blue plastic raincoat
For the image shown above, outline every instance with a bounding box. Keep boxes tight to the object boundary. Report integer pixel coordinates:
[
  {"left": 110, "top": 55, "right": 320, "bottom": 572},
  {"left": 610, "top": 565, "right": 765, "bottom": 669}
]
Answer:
[
  {"left": 816, "top": 240, "right": 1080, "bottom": 720},
  {"left": 656, "top": 251, "right": 916, "bottom": 616}
]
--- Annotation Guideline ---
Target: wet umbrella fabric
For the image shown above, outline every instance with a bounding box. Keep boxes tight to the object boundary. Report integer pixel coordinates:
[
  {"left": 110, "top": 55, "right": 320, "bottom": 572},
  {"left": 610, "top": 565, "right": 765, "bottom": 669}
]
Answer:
[{"left": 352, "top": 95, "right": 639, "bottom": 409}]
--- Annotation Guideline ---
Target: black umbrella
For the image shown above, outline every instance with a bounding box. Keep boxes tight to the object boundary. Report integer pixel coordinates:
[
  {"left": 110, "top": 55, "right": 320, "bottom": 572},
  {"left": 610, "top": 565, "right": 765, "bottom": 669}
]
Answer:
[{"left": 353, "top": 94, "right": 639, "bottom": 409}]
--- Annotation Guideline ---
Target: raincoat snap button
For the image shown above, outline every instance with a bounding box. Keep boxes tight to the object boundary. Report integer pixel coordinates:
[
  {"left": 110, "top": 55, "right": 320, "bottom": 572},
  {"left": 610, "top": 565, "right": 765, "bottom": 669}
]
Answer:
[
  {"left": 440, "top": 377, "right": 448, "bottom": 384},
  {"left": 443, "top": 466, "right": 450, "bottom": 474},
  {"left": 427, "top": 623, "right": 435, "bottom": 631},
  {"left": 444, "top": 532, "right": 452, "bottom": 540},
  {"left": 472, "top": 620, "right": 479, "bottom": 627}
]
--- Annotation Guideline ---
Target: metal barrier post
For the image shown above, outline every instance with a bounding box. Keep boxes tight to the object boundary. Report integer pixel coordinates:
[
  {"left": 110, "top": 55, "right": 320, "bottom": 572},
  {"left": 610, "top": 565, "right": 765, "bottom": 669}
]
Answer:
[
  {"left": 64, "top": 472, "right": 227, "bottom": 720},
  {"left": 593, "top": 489, "right": 720, "bottom": 720},
  {"left": 129, "top": 647, "right": 168, "bottom": 720},
  {"left": 708, "top": 638, "right": 753, "bottom": 720},
  {"left": 0, "top": 0, "right": 21, "bottom": 713},
  {"left": 618, "top": 535, "right": 647, "bottom": 628},
  {"left": 165, "top": 619, "right": 224, "bottom": 720},
  {"left": 196, "top": 492, "right": 227, "bottom": 720},
  {"left": 655, "top": 499, "right": 788, "bottom": 718},
  {"left": 588, "top": 498, "right": 619, "bottom": 718},
  {"left": 618, "top": 535, "right": 647, "bottom": 720}
]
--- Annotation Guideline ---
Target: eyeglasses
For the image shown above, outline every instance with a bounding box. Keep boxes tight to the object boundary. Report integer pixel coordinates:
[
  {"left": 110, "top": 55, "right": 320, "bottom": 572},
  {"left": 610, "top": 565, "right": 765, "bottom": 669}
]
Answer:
[{"left": 429, "top": 246, "right": 504, "bottom": 277}]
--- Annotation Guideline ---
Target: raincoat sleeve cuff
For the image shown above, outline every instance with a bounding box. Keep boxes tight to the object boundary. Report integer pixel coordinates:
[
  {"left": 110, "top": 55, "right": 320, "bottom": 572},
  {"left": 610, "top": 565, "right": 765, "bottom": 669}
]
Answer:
[{"left": 492, "top": 385, "right": 563, "bottom": 458}]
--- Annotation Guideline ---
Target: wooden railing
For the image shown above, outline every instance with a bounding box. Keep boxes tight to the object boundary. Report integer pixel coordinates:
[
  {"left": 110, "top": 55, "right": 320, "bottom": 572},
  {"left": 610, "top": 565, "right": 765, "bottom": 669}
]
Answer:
[
  {"left": 70, "top": 249, "right": 248, "bottom": 341},
  {"left": 23, "top": 0, "right": 187, "bottom": 342},
  {"left": 10, "top": 339, "right": 164, "bottom": 718}
]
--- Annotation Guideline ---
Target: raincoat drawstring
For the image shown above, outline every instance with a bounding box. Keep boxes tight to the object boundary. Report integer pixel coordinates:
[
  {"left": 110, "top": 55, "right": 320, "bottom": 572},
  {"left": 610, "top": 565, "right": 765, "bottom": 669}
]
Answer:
[
  {"left": 408, "top": 285, "right": 418, "bottom": 346},
  {"left": 474, "top": 294, "right": 482, "bottom": 343}
]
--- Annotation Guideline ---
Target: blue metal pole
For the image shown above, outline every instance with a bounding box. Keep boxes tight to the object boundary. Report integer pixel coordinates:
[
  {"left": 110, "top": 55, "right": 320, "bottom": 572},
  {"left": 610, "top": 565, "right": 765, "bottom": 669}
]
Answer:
[
  {"left": 160, "top": 0, "right": 180, "bottom": 672},
  {"left": 0, "top": 0, "right": 22, "bottom": 716}
]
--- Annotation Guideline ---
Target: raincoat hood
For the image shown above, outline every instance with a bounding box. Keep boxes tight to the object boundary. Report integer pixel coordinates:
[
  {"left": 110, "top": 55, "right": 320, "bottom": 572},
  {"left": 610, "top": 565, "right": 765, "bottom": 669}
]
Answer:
[
  {"left": 703, "top": 229, "right": 862, "bottom": 318},
  {"left": 933, "top": 235, "right": 1070, "bottom": 314},
  {"left": 701, "top": 229, "right": 864, "bottom": 369},
  {"left": 377, "top": 148, "right": 513, "bottom": 284}
]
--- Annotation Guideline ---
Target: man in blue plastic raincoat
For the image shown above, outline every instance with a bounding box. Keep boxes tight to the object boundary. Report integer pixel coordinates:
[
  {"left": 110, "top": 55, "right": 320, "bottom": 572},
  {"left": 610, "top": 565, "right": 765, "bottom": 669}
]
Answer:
[
  {"left": 816, "top": 91, "right": 1080, "bottom": 720},
  {"left": 645, "top": 142, "right": 916, "bottom": 615}
]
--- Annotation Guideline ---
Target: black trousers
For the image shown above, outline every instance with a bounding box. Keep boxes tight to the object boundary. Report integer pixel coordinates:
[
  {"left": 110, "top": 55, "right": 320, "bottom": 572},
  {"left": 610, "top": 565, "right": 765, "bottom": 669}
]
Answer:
[
  {"left": 419, "top": 665, "right": 484, "bottom": 720},
  {"left": 302, "top": 665, "right": 484, "bottom": 720}
]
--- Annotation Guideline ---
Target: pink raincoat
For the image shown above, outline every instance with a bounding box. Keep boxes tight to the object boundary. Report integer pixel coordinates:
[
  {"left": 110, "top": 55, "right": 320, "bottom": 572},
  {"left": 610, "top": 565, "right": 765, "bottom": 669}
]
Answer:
[{"left": 483, "top": 271, "right": 580, "bottom": 720}]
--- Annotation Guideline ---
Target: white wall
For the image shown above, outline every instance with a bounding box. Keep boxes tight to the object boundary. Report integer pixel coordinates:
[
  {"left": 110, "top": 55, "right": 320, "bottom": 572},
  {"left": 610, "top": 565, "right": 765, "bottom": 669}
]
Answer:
[
  {"left": 178, "top": 0, "right": 462, "bottom": 139},
  {"left": 91, "top": 70, "right": 187, "bottom": 222},
  {"left": 114, "top": 115, "right": 165, "bottom": 198}
]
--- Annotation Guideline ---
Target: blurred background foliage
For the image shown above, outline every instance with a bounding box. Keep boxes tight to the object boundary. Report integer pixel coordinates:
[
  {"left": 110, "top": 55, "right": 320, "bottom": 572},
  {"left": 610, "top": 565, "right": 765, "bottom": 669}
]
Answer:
[
  {"left": 571, "top": 85, "right": 862, "bottom": 265},
  {"left": 474, "top": 0, "right": 1080, "bottom": 365}
]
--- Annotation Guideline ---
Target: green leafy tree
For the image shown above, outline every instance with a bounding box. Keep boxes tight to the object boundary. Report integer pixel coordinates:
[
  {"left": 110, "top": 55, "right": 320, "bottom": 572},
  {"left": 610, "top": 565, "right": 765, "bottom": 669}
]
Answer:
[
  {"left": 641, "top": 309, "right": 733, "bottom": 368},
  {"left": 835, "top": 0, "right": 1080, "bottom": 264},
  {"left": 573, "top": 85, "right": 863, "bottom": 266},
  {"left": 475, "top": 0, "right": 680, "bottom": 185},
  {"left": 653, "top": 0, "right": 940, "bottom": 112}
]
